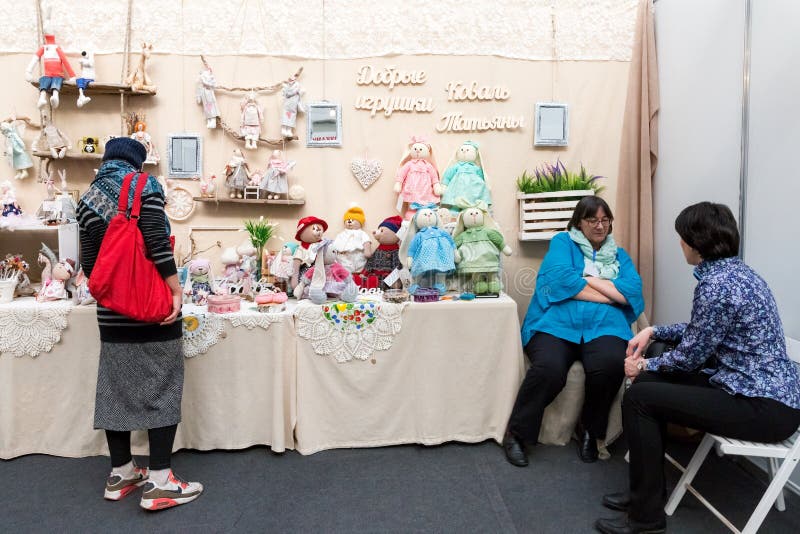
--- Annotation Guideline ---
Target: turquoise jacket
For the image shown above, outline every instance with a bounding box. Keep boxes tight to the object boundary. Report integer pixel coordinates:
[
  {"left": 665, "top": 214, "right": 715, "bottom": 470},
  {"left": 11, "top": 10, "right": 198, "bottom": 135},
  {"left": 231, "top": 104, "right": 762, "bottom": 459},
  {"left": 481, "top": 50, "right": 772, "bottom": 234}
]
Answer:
[{"left": 521, "top": 232, "right": 644, "bottom": 346}]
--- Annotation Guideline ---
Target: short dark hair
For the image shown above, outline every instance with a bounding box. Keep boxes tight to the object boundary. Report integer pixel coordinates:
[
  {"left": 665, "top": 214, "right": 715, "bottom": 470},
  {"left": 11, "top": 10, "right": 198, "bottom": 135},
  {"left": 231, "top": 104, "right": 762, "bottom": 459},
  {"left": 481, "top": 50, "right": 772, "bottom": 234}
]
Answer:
[
  {"left": 567, "top": 196, "right": 614, "bottom": 234},
  {"left": 674, "top": 202, "right": 739, "bottom": 260}
]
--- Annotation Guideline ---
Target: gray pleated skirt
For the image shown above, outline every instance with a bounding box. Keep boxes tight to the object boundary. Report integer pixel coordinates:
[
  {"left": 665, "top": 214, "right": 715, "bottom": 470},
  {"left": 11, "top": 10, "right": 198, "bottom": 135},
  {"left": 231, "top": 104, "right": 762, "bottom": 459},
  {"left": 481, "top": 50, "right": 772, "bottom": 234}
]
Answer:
[{"left": 94, "top": 338, "right": 184, "bottom": 431}]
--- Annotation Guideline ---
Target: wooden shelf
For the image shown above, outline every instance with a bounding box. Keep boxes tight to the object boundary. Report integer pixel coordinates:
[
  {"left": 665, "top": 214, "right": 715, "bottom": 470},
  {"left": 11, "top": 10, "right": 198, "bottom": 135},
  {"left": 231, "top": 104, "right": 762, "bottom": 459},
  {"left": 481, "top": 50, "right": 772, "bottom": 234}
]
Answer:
[
  {"left": 30, "top": 80, "right": 156, "bottom": 96},
  {"left": 32, "top": 151, "right": 158, "bottom": 165},
  {"left": 193, "top": 197, "right": 304, "bottom": 206}
]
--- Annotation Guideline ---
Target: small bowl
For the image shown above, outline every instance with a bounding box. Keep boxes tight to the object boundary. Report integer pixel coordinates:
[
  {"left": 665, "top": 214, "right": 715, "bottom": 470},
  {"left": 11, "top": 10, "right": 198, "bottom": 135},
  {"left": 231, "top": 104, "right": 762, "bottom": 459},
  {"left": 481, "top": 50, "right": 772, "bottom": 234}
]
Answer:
[
  {"left": 382, "top": 289, "right": 409, "bottom": 303},
  {"left": 411, "top": 288, "right": 439, "bottom": 303}
]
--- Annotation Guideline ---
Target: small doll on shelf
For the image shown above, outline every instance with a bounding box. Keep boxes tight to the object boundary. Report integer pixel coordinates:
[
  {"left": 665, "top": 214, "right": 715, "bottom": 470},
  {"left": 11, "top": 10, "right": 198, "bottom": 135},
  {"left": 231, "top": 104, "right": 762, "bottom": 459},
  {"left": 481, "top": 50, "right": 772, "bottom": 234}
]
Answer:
[
  {"left": 452, "top": 199, "right": 512, "bottom": 295},
  {"left": 197, "top": 59, "right": 220, "bottom": 129},
  {"left": 36, "top": 243, "right": 75, "bottom": 302},
  {"left": 199, "top": 174, "right": 217, "bottom": 198},
  {"left": 291, "top": 216, "right": 327, "bottom": 290},
  {"left": 1, "top": 118, "right": 34, "bottom": 179},
  {"left": 1, "top": 180, "right": 22, "bottom": 217},
  {"left": 259, "top": 150, "right": 295, "bottom": 200},
  {"left": 225, "top": 149, "right": 250, "bottom": 199},
  {"left": 399, "top": 203, "right": 456, "bottom": 296},
  {"left": 394, "top": 136, "right": 442, "bottom": 220},
  {"left": 183, "top": 258, "right": 217, "bottom": 306},
  {"left": 293, "top": 239, "right": 358, "bottom": 305},
  {"left": 25, "top": 6, "right": 75, "bottom": 109},
  {"left": 270, "top": 241, "right": 297, "bottom": 293},
  {"left": 126, "top": 42, "right": 156, "bottom": 92},
  {"left": 129, "top": 119, "right": 159, "bottom": 164},
  {"left": 219, "top": 247, "right": 241, "bottom": 295},
  {"left": 33, "top": 110, "right": 70, "bottom": 158},
  {"left": 281, "top": 74, "right": 305, "bottom": 138},
  {"left": 240, "top": 91, "right": 263, "bottom": 150},
  {"left": 76, "top": 50, "right": 95, "bottom": 108},
  {"left": 362, "top": 215, "right": 403, "bottom": 290},
  {"left": 332, "top": 204, "right": 372, "bottom": 277},
  {"left": 440, "top": 141, "right": 492, "bottom": 212}
]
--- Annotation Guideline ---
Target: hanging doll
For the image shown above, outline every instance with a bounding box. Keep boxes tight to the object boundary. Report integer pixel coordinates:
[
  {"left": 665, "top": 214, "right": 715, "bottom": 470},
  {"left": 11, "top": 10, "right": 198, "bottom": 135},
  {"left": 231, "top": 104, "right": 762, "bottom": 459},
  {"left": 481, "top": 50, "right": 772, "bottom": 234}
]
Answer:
[
  {"left": 399, "top": 203, "right": 456, "bottom": 296},
  {"left": 362, "top": 215, "right": 403, "bottom": 290},
  {"left": 440, "top": 141, "right": 492, "bottom": 212},
  {"left": 293, "top": 239, "right": 358, "bottom": 305},
  {"left": 183, "top": 258, "right": 217, "bottom": 305},
  {"left": 25, "top": 6, "right": 75, "bottom": 110},
  {"left": 196, "top": 60, "right": 220, "bottom": 129},
  {"left": 332, "top": 204, "right": 372, "bottom": 277},
  {"left": 281, "top": 74, "right": 305, "bottom": 138},
  {"left": 225, "top": 148, "right": 250, "bottom": 199},
  {"left": 240, "top": 91, "right": 263, "bottom": 150},
  {"left": 270, "top": 241, "right": 297, "bottom": 293},
  {"left": 291, "top": 216, "right": 327, "bottom": 290},
  {"left": 394, "top": 136, "right": 442, "bottom": 220},
  {"left": 36, "top": 243, "right": 74, "bottom": 302},
  {"left": 452, "top": 200, "right": 512, "bottom": 295},
  {"left": 1, "top": 118, "right": 34, "bottom": 179},
  {"left": 126, "top": 42, "right": 156, "bottom": 92},
  {"left": 259, "top": 150, "right": 296, "bottom": 200},
  {"left": 76, "top": 50, "right": 95, "bottom": 108},
  {"left": 1, "top": 180, "right": 22, "bottom": 217},
  {"left": 33, "top": 110, "right": 70, "bottom": 159},
  {"left": 130, "top": 120, "right": 159, "bottom": 164}
]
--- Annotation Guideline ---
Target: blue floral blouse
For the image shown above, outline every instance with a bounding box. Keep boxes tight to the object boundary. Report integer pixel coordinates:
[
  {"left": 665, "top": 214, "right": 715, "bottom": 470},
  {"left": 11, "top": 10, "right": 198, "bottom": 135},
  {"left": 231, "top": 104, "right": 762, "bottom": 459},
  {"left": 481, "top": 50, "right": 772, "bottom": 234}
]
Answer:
[{"left": 647, "top": 257, "right": 800, "bottom": 409}]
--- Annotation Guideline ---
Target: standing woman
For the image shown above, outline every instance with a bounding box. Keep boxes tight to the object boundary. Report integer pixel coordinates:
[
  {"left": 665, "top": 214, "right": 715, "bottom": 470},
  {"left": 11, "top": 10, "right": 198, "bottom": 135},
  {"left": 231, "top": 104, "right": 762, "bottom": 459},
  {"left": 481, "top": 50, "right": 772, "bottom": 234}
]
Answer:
[
  {"left": 595, "top": 202, "right": 800, "bottom": 534},
  {"left": 503, "top": 196, "right": 644, "bottom": 466},
  {"left": 77, "top": 137, "right": 203, "bottom": 511}
]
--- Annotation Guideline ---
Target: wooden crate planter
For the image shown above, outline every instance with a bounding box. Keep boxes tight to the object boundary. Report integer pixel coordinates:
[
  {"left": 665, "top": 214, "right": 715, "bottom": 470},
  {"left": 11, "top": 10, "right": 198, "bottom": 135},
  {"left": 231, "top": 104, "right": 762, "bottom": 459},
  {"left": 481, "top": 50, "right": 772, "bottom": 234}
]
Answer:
[{"left": 518, "top": 190, "right": 595, "bottom": 241}]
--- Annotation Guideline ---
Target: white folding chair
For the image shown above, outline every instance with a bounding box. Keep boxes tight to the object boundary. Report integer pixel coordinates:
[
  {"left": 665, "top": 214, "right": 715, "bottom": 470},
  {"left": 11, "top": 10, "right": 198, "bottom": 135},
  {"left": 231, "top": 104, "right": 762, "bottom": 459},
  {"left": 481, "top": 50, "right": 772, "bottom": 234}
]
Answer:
[{"left": 665, "top": 339, "right": 800, "bottom": 534}]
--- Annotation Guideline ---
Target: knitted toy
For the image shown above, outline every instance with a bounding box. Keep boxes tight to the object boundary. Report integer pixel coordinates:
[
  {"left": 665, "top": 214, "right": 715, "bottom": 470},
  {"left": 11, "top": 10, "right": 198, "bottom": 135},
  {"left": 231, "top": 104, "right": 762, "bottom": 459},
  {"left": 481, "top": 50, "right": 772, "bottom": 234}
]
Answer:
[
  {"left": 452, "top": 199, "right": 511, "bottom": 295},
  {"left": 281, "top": 74, "right": 306, "bottom": 138},
  {"left": 362, "top": 215, "right": 403, "bottom": 290},
  {"left": 126, "top": 42, "right": 156, "bottom": 93},
  {"left": 225, "top": 148, "right": 250, "bottom": 199},
  {"left": 259, "top": 150, "right": 296, "bottom": 200},
  {"left": 183, "top": 258, "right": 217, "bottom": 305},
  {"left": 270, "top": 242, "right": 297, "bottom": 293},
  {"left": 394, "top": 136, "right": 442, "bottom": 220},
  {"left": 399, "top": 203, "right": 456, "bottom": 295},
  {"left": 130, "top": 120, "right": 159, "bottom": 164},
  {"left": 1, "top": 119, "right": 34, "bottom": 180},
  {"left": 196, "top": 60, "right": 220, "bottom": 129},
  {"left": 293, "top": 239, "right": 358, "bottom": 305},
  {"left": 440, "top": 141, "right": 492, "bottom": 212},
  {"left": 76, "top": 50, "right": 95, "bottom": 108},
  {"left": 332, "top": 204, "right": 372, "bottom": 276},
  {"left": 240, "top": 91, "right": 263, "bottom": 150},
  {"left": 33, "top": 110, "right": 70, "bottom": 159},
  {"left": 291, "top": 216, "right": 327, "bottom": 289},
  {"left": 1, "top": 180, "right": 22, "bottom": 217},
  {"left": 25, "top": 6, "right": 75, "bottom": 110}
]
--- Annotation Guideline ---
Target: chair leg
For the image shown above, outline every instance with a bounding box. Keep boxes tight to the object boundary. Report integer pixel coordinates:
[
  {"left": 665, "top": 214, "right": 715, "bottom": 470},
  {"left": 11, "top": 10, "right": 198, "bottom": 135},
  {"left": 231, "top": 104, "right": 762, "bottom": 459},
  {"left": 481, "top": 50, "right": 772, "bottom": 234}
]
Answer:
[
  {"left": 665, "top": 434, "right": 715, "bottom": 515},
  {"left": 743, "top": 456, "right": 799, "bottom": 534},
  {"left": 768, "top": 458, "right": 786, "bottom": 512}
]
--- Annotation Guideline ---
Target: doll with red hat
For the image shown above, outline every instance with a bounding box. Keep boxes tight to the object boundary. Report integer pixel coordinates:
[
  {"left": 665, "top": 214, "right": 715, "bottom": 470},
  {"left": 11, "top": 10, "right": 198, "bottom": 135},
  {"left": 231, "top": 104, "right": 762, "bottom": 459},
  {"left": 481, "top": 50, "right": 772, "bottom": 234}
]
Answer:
[
  {"left": 362, "top": 215, "right": 404, "bottom": 290},
  {"left": 291, "top": 215, "right": 327, "bottom": 290}
]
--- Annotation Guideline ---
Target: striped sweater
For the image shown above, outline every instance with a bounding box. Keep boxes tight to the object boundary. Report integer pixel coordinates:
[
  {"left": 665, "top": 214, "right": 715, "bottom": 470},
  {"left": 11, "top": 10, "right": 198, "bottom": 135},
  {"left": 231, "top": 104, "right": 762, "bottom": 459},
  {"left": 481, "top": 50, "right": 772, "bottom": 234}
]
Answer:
[{"left": 77, "top": 186, "right": 181, "bottom": 343}]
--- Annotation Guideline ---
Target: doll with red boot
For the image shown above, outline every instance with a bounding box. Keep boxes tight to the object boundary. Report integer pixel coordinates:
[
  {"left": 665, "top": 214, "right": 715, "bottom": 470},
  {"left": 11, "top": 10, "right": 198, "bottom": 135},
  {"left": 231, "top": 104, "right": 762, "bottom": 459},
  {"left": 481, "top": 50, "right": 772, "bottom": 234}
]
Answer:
[
  {"left": 362, "top": 216, "right": 403, "bottom": 290},
  {"left": 291, "top": 216, "right": 327, "bottom": 291}
]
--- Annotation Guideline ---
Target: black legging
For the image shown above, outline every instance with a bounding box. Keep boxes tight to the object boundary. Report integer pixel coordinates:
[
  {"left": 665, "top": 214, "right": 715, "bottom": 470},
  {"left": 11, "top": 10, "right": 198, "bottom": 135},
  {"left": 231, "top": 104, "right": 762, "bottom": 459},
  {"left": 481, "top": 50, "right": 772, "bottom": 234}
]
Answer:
[{"left": 106, "top": 424, "right": 178, "bottom": 470}]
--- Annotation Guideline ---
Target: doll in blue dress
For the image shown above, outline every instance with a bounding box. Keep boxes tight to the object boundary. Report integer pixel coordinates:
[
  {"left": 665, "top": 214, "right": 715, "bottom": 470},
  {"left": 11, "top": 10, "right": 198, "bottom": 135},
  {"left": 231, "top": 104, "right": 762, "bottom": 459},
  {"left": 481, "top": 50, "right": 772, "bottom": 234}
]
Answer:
[
  {"left": 399, "top": 203, "right": 456, "bottom": 295},
  {"left": 440, "top": 141, "right": 492, "bottom": 213}
]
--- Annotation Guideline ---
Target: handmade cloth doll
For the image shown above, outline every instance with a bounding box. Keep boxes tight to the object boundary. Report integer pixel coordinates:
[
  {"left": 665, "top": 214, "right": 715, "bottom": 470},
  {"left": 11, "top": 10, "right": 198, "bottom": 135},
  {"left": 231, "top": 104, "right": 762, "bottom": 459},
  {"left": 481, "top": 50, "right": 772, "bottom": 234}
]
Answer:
[
  {"left": 219, "top": 247, "right": 241, "bottom": 294},
  {"left": 452, "top": 199, "right": 512, "bottom": 295},
  {"left": 197, "top": 63, "right": 220, "bottom": 129},
  {"left": 270, "top": 241, "right": 297, "bottom": 292},
  {"left": 399, "top": 203, "right": 456, "bottom": 295},
  {"left": 394, "top": 136, "right": 442, "bottom": 220},
  {"left": 225, "top": 149, "right": 250, "bottom": 199},
  {"left": 1, "top": 180, "right": 22, "bottom": 217},
  {"left": 33, "top": 111, "right": 70, "bottom": 159},
  {"left": 25, "top": 8, "right": 75, "bottom": 110},
  {"left": 125, "top": 42, "right": 156, "bottom": 92},
  {"left": 1, "top": 120, "right": 34, "bottom": 179},
  {"left": 240, "top": 91, "right": 263, "bottom": 150},
  {"left": 130, "top": 121, "right": 159, "bottom": 164},
  {"left": 36, "top": 243, "right": 74, "bottom": 301},
  {"left": 332, "top": 204, "right": 372, "bottom": 275},
  {"left": 236, "top": 240, "right": 258, "bottom": 298},
  {"left": 363, "top": 215, "right": 403, "bottom": 290},
  {"left": 76, "top": 50, "right": 95, "bottom": 108},
  {"left": 259, "top": 150, "right": 296, "bottom": 200},
  {"left": 72, "top": 267, "right": 95, "bottom": 305},
  {"left": 281, "top": 74, "right": 305, "bottom": 138},
  {"left": 293, "top": 239, "right": 358, "bottom": 305},
  {"left": 199, "top": 174, "right": 217, "bottom": 198},
  {"left": 440, "top": 141, "right": 492, "bottom": 212},
  {"left": 183, "top": 258, "right": 217, "bottom": 305},
  {"left": 292, "top": 216, "right": 327, "bottom": 289}
]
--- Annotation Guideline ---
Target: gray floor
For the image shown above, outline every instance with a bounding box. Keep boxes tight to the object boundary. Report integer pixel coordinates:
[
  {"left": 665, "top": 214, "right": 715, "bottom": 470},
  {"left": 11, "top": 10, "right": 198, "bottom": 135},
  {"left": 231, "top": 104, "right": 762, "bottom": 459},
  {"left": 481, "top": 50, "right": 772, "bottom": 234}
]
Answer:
[{"left": 2, "top": 438, "right": 799, "bottom": 533}]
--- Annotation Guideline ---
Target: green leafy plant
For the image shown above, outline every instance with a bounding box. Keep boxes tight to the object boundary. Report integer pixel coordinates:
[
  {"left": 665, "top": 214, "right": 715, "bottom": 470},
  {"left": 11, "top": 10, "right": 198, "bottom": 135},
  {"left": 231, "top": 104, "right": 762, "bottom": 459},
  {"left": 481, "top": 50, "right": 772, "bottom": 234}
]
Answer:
[
  {"left": 244, "top": 217, "right": 278, "bottom": 276},
  {"left": 516, "top": 160, "right": 604, "bottom": 195}
]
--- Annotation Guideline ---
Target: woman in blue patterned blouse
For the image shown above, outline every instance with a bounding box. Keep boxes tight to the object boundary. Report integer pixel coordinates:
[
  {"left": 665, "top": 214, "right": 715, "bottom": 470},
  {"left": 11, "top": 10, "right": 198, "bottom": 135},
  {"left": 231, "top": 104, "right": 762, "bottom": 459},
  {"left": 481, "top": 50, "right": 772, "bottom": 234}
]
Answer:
[{"left": 595, "top": 202, "right": 800, "bottom": 534}]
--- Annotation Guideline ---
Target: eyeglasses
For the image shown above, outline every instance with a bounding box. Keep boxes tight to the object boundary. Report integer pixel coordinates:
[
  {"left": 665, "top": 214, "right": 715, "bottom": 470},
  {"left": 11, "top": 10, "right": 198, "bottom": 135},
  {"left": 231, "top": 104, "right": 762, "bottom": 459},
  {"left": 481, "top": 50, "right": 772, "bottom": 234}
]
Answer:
[{"left": 583, "top": 217, "right": 612, "bottom": 227}]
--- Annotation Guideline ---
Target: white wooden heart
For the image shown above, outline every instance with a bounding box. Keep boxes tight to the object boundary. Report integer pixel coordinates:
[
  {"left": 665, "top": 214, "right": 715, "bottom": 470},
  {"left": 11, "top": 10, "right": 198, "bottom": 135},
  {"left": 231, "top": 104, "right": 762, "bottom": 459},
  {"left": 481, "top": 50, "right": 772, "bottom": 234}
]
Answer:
[{"left": 350, "top": 158, "right": 383, "bottom": 190}]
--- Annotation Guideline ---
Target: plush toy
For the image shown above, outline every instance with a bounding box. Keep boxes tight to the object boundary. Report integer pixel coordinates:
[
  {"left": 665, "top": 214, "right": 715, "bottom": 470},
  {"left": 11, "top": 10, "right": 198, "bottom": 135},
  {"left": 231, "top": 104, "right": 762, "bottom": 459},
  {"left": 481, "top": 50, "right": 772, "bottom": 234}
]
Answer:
[
  {"left": 1, "top": 180, "right": 22, "bottom": 217},
  {"left": 36, "top": 243, "right": 74, "bottom": 301},
  {"left": 259, "top": 150, "right": 296, "bottom": 200},
  {"left": 126, "top": 42, "right": 156, "bottom": 92},
  {"left": 440, "top": 141, "right": 491, "bottom": 212},
  {"left": 76, "top": 50, "right": 95, "bottom": 108},
  {"left": 332, "top": 204, "right": 372, "bottom": 276},
  {"left": 293, "top": 239, "right": 358, "bottom": 305},
  {"left": 362, "top": 215, "right": 403, "bottom": 290},
  {"left": 1, "top": 118, "right": 34, "bottom": 179},
  {"left": 183, "top": 258, "right": 217, "bottom": 305},
  {"left": 33, "top": 111, "right": 70, "bottom": 158},
  {"left": 399, "top": 203, "right": 456, "bottom": 295},
  {"left": 270, "top": 241, "right": 297, "bottom": 293},
  {"left": 281, "top": 74, "right": 306, "bottom": 138},
  {"left": 196, "top": 61, "right": 220, "bottom": 128},
  {"left": 452, "top": 200, "right": 512, "bottom": 295},
  {"left": 236, "top": 240, "right": 258, "bottom": 298},
  {"left": 219, "top": 247, "right": 241, "bottom": 294},
  {"left": 291, "top": 216, "right": 327, "bottom": 289},
  {"left": 72, "top": 267, "right": 95, "bottom": 305},
  {"left": 25, "top": 7, "right": 75, "bottom": 110},
  {"left": 240, "top": 91, "right": 263, "bottom": 149},
  {"left": 199, "top": 174, "right": 217, "bottom": 198},
  {"left": 225, "top": 148, "right": 250, "bottom": 199},
  {"left": 394, "top": 136, "right": 442, "bottom": 220},
  {"left": 130, "top": 120, "right": 159, "bottom": 164}
]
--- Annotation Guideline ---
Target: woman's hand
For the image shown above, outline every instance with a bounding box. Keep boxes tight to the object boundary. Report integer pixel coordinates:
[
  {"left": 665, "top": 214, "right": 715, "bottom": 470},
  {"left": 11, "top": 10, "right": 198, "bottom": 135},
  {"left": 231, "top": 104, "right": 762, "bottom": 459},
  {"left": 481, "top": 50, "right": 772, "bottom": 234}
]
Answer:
[
  {"left": 625, "top": 355, "right": 646, "bottom": 379},
  {"left": 627, "top": 326, "right": 654, "bottom": 359},
  {"left": 160, "top": 293, "right": 183, "bottom": 325}
]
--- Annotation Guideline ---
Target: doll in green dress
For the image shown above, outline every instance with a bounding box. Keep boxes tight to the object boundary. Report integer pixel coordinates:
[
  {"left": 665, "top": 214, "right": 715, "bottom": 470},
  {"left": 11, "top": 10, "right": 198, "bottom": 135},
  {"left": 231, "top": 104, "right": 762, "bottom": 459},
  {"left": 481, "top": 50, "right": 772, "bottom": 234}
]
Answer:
[
  {"left": 1, "top": 119, "right": 34, "bottom": 180},
  {"left": 440, "top": 141, "right": 491, "bottom": 213},
  {"left": 452, "top": 199, "right": 511, "bottom": 295}
]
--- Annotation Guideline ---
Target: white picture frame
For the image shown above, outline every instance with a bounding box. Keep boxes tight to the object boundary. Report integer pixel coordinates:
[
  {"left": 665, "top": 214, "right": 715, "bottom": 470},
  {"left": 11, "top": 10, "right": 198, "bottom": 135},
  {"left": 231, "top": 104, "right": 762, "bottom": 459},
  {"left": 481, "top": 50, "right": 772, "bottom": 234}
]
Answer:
[
  {"left": 534, "top": 103, "right": 569, "bottom": 147},
  {"left": 167, "top": 133, "right": 203, "bottom": 178},
  {"left": 306, "top": 102, "right": 343, "bottom": 147}
]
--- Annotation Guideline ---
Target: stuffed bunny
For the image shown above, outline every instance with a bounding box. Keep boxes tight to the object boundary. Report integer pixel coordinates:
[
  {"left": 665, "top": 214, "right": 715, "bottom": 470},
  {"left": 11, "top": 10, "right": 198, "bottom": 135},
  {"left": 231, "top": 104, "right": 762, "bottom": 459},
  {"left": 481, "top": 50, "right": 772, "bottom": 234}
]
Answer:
[
  {"left": 394, "top": 136, "right": 442, "bottom": 220},
  {"left": 37, "top": 243, "right": 74, "bottom": 302},
  {"left": 453, "top": 200, "right": 512, "bottom": 295},
  {"left": 293, "top": 239, "right": 358, "bottom": 305},
  {"left": 259, "top": 150, "right": 296, "bottom": 200},
  {"left": 271, "top": 242, "right": 297, "bottom": 293},
  {"left": 440, "top": 141, "right": 492, "bottom": 212},
  {"left": 240, "top": 91, "right": 263, "bottom": 149},
  {"left": 196, "top": 60, "right": 219, "bottom": 128},
  {"left": 399, "top": 203, "right": 456, "bottom": 295},
  {"left": 219, "top": 247, "right": 241, "bottom": 294},
  {"left": 72, "top": 267, "right": 95, "bottom": 305},
  {"left": 183, "top": 258, "right": 217, "bottom": 305},
  {"left": 25, "top": 6, "right": 75, "bottom": 110},
  {"left": 225, "top": 149, "right": 250, "bottom": 199},
  {"left": 281, "top": 75, "right": 306, "bottom": 138},
  {"left": 76, "top": 50, "right": 95, "bottom": 107},
  {"left": 362, "top": 215, "right": 403, "bottom": 290}
]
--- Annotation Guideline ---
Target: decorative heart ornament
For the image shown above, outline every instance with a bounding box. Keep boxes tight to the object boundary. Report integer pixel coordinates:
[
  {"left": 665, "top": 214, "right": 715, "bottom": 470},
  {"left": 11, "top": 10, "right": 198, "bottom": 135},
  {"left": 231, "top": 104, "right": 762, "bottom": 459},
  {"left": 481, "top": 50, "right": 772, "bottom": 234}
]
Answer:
[{"left": 350, "top": 158, "right": 383, "bottom": 190}]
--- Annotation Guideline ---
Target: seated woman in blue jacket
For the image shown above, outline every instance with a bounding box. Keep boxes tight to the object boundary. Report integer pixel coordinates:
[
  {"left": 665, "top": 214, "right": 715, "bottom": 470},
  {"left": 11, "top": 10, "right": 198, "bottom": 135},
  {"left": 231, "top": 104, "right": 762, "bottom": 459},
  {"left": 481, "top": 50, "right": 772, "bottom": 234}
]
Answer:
[{"left": 503, "top": 196, "right": 644, "bottom": 467}]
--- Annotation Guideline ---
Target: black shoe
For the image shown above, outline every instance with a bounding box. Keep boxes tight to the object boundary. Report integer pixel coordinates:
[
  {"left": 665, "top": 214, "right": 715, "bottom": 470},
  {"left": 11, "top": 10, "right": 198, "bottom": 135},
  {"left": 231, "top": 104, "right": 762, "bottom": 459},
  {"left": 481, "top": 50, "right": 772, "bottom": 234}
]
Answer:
[
  {"left": 502, "top": 431, "right": 528, "bottom": 467},
  {"left": 594, "top": 515, "right": 666, "bottom": 534},
  {"left": 602, "top": 492, "right": 631, "bottom": 512},
  {"left": 579, "top": 430, "right": 599, "bottom": 463}
]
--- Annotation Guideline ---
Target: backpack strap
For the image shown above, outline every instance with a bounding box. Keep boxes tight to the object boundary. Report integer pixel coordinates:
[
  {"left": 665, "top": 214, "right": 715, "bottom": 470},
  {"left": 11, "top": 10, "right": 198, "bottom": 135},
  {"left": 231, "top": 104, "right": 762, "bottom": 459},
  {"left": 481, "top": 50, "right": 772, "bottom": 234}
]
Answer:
[{"left": 129, "top": 173, "right": 150, "bottom": 219}]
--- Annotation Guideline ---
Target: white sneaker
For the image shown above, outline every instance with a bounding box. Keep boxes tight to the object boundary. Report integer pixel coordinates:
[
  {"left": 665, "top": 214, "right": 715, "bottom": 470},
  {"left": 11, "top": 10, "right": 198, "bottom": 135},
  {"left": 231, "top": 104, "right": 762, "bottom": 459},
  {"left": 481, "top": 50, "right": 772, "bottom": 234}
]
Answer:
[
  {"left": 140, "top": 470, "right": 203, "bottom": 511},
  {"left": 104, "top": 464, "right": 149, "bottom": 501}
]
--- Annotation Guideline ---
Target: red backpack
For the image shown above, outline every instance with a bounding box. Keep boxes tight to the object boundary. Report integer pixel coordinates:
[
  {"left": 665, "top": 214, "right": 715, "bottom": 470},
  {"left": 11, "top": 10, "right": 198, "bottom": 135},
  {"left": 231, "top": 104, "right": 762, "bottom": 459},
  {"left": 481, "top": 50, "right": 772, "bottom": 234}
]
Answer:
[{"left": 88, "top": 172, "right": 173, "bottom": 322}]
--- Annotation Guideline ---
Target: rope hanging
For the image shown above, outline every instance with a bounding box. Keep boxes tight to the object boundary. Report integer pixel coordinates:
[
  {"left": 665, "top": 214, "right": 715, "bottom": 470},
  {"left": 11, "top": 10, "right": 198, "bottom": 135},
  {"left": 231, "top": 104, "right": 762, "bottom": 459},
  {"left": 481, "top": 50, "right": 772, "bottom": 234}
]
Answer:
[{"left": 200, "top": 56, "right": 303, "bottom": 93}]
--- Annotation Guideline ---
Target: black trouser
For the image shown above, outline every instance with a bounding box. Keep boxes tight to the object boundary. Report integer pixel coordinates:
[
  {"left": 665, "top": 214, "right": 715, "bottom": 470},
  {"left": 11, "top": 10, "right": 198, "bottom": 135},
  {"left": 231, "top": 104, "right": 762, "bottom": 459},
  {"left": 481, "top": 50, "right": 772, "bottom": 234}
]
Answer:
[
  {"left": 106, "top": 424, "right": 178, "bottom": 470},
  {"left": 507, "top": 332, "right": 627, "bottom": 444},
  {"left": 624, "top": 371, "right": 800, "bottom": 524}
]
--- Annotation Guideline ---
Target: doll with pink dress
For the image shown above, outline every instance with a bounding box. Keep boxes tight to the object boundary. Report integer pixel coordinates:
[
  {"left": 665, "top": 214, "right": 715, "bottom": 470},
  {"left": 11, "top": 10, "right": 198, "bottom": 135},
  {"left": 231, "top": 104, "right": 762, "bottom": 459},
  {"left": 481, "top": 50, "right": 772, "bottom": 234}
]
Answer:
[{"left": 394, "top": 136, "right": 442, "bottom": 220}]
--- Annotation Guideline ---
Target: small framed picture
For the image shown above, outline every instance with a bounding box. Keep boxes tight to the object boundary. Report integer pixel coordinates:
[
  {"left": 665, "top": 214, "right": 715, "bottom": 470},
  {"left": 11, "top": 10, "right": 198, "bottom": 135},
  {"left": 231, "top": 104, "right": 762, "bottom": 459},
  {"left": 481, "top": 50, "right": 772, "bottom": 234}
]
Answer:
[
  {"left": 307, "top": 102, "right": 343, "bottom": 147},
  {"left": 167, "top": 133, "right": 203, "bottom": 178},
  {"left": 534, "top": 102, "right": 569, "bottom": 147}
]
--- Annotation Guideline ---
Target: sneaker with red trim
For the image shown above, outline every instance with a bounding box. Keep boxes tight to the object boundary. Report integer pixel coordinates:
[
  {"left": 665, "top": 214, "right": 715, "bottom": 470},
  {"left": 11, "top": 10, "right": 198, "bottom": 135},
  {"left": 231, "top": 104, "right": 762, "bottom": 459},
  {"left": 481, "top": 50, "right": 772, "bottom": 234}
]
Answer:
[
  {"left": 139, "top": 471, "right": 203, "bottom": 511},
  {"left": 103, "top": 464, "right": 149, "bottom": 501}
]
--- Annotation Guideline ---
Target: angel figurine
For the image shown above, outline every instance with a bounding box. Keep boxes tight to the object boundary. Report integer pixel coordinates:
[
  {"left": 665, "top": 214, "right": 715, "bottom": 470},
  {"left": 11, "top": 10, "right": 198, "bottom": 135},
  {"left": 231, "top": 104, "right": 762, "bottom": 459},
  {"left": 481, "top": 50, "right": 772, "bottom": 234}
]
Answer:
[
  {"left": 281, "top": 74, "right": 305, "bottom": 138},
  {"left": 130, "top": 120, "right": 159, "bottom": 164},
  {"left": 259, "top": 150, "right": 296, "bottom": 200},
  {"left": 240, "top": 91, "right": 263, "bottom": 150},
  {"left": 1, "top": 118, "right": 34, "bottom": 179},
  {"left": 196, "top": 60, "right": 220, "bottom": 129},
  {"left": 32, "top": 111, "right": 70, "bottom": 159},
  {"left": 225, "top": 148, "right": 250, "bottom": 199}
]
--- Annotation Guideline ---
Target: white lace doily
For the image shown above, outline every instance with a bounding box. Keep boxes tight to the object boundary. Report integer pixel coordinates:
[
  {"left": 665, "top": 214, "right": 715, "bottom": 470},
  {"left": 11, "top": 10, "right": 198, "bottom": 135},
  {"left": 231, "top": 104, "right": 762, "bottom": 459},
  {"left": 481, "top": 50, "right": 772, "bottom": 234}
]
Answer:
[
  {"left": 182, "top": 311, "right": 225, "bottom": 358},
  {"left": 224, "top": 310, "right": 284, "bottom": 330},
  {"left": 0, "top": 299, "right": 73, "bottom": 358},
  {"left": 295, "top": 300, "right": 407, "bottom": 363}
]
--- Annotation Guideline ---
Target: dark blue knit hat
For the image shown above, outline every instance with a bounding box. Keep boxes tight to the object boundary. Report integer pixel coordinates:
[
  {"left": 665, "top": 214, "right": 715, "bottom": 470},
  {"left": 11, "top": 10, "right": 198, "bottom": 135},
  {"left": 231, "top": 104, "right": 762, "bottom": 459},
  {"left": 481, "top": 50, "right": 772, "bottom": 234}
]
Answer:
[{"left": 103, "top": 137, "right": 147, "bottom": 169}]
